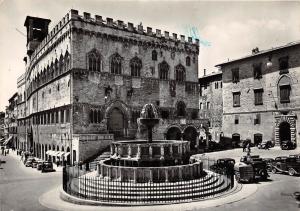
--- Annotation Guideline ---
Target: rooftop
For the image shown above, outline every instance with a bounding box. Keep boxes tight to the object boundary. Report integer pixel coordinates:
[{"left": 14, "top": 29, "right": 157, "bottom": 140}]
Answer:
[{"left": 215, "top": 40, "right": 300, "bottom": 67}]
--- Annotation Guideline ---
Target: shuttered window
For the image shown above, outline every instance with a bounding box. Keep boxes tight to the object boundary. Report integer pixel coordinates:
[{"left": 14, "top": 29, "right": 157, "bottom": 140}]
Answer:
[{"left": 254, "top": 89, "right": 263, "bottom": 105}]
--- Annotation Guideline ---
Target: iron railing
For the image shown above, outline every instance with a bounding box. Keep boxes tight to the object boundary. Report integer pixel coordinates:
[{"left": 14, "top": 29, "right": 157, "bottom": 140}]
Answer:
[{"left": 62, "top": 157, "right": 234, "bottom": 204}]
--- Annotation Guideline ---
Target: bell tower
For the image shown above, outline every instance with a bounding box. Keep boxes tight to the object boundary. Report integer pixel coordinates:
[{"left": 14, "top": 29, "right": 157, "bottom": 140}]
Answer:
[{"left": 24, "top": 16, "right": 51, "bottom": 57}]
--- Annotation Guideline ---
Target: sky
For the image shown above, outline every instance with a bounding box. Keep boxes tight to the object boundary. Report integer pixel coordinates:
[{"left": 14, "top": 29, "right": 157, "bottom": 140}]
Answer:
[{"left": 0, "top": 0, "right": 300, "bottom": 111}]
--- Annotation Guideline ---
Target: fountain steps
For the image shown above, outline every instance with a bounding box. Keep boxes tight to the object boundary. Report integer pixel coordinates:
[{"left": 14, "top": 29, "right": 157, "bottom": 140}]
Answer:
[{"left": 68, "top": 172, "right": 230, "bottom": 201}]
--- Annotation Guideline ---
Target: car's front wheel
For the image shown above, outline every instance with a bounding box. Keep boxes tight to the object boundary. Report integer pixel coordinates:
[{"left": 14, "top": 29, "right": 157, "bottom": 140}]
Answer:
[
  {"left": 288, "top": 168, "right": 295, "bottom": 176},
  {"left": 272, "top": 167, "right": 277, "bottom": 174}
]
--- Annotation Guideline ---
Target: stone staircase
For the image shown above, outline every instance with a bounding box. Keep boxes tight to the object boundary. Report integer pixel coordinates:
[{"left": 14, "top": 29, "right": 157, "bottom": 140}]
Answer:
[{"left": 69, "top": 171, "right": 231, "bottom": 203}]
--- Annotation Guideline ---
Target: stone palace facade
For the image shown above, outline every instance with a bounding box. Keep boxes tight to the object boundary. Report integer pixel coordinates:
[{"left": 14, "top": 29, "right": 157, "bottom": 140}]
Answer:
[{"left": 17, "top": 9, "right": 205, "bottom": 164}]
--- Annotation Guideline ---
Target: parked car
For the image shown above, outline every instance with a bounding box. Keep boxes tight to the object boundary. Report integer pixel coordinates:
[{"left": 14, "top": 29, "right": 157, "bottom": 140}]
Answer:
[
  {"left": 281, "top": 140, "right": 296, "bottom": 150},
  {"left": 37, "top": 161, "right": 44, "bottom": 170},
  {"left": 32, "top": 159, "right": 42, "bottom": 168},
  {"left": 25, "top": 157, "right": 36, "bottom": 167},
  {"left": 234, "top": 155, "right": 269, "bottom": 183},
  {"left": 210, "top": 158, "right": 235, "bottom": 174},
  {"left": 289, "top": 154, "right": 300, "bottom": 160},
  {"left": 41, "top": 161, "right": 54, "bottom": 173},
  {"left": 258, "top": 141, "right": 274, "bottom": 149},
  {"left": 271, "top": 157, "right": 300, "bottom": 176},
  {"left": 262, "top": 158, "right": 274, "bottom": 172}
]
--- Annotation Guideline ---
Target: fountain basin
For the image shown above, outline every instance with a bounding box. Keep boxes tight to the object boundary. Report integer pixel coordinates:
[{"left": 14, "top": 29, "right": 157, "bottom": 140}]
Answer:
[{"left": 110, "top": 140, "right": 190, "bottom": 163}]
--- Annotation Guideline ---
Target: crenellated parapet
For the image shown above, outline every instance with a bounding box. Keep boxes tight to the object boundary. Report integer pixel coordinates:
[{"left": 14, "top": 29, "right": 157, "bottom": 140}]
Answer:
[
  {"left": 69, "top": 9, "right": 199, "bottom": 54},
  {"left": 70, "top": 9, "right": 199, "bottom": 45}
]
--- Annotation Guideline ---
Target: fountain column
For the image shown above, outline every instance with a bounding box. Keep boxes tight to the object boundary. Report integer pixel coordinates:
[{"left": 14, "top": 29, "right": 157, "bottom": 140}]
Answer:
[
  {"left": 149, "top": 145, "right": 153, "bottom": 159},
  {"left": 137, "top": 145, "right": 141, "bottom": 159},
  {"left": 128, "top": 145, "right": 132, "bottom": 158},
  {"left": 165, "top": 168, "right": 169, "bottom": 182},
  {"left": 160, "top": 145, "right": 165, "bottom": 160},
  {"left": 149, "top": 169, "right": 153, "bottom": 183}
]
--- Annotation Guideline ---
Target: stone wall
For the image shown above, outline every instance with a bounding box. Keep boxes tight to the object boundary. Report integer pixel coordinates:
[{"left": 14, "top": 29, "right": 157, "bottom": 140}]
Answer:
[{"left": 221, "top": 43, "right": 300, "bottom": 146}]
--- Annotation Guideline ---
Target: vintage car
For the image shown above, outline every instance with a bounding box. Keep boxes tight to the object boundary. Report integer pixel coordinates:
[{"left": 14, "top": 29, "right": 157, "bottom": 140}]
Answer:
[
  {"left": 281, "top": 140, "right": 296, "bottom": 150},
  {"left": 25, "top": 157, "right": 36, "bottom": 167},
  {"left": 258, "top": 141, "right": 274, "bottom": 149},
  {"left": 32, "top": 159, "right": 42, "bottom": 168},
  {"left": 41, "top": 161, "right": 54, "bottom": 173},
  {"left": 210, "top": 158, "right": 235, "bottom": 174},
  {"left": 234, "top": 155, "right": 269, "bottom": 183},
  {"left": 271, "top": 157, "right": 300, "bottom": 176},
  {"left": 289, "top": 154, "right": 300, "bottom": 160},
  {"left": 37, "top": 160, "right": 44, "bottom": 170},
  {"left": 262, "top": 158, "right": 274, "bottom": 172}
]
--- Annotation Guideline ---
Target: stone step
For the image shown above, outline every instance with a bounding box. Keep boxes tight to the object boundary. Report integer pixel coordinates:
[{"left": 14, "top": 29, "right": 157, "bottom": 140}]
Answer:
[
  {"left": 76, "top": 174, "right": 227, "bottom": 196},
  {"left": 78, "top": 174, "right": 220, "bottom": 192},
  {"left": 75, "top": 179, "right": 230, "bottom": 201},
  {"left": 75, "top": 172, "right": 215, "bottom": 190}
]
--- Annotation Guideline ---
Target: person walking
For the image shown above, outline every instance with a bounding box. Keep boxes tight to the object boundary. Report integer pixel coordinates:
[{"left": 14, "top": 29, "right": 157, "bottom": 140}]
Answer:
[{"left": 247, "top": 143, "right": 251, "bottom": 153}]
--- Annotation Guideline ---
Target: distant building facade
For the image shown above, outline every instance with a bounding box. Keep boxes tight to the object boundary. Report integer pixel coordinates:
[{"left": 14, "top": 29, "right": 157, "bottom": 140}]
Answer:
[
  {"left": 199, "top": 71, "right": 223, "bottom": 142},
  {"left": 0, "top": 112, "right": 5, "bottom": 141},
  {"left": 16, "top": 74, "right": 27, "bottom": 150},
  {"left": 20, "top": 9, "right": 204, "bottom": 164},
  {"left": 4, "top": 93, "right": 18, "bottom": 148},
  {"left": 217, "top": 42, "right": 300, "bottom": 148}
]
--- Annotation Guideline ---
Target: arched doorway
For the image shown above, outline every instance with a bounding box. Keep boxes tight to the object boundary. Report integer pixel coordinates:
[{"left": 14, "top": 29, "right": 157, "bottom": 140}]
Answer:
[
  {"left": 279, "top": 121, "right": 291, "bottom": 145},
  {"left": 232, "top": 133, "right": 240, "bottom": 148},
  {"left": 108, "top": 108, "right": 126, "bottom": 138},
  {"left": 166, "top": 127, "right": 182, "bottom": 140},
  {"left": 183, "top": 127, "right": 198, "bottom": 150}
]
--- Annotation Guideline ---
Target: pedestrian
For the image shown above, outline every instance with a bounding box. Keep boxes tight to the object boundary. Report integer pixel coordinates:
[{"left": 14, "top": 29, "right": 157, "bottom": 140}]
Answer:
[
  {"left": 247, "top": 143, "right": 251, "bottom": 153},
  {"left": 4, "top": 150, "right": 6, "bottom": 156}
]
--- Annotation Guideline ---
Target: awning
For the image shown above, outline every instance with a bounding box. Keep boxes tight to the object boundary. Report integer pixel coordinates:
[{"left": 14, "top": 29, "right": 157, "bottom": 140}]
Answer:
[
  {"left": 56, "top": 151, "right": 65, "bottom": 157},
  {"left": 3, "top": 136, "right": 12, "bottom": 145},
  {"left": 46, "top": 150, "right": 56, "bottom": 156},
  {"left": 64, "top": 152, "right": 70, "bottom": 158}
]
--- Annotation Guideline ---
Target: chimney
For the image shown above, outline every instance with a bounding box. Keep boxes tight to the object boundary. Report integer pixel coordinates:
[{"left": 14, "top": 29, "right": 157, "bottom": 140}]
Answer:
[
  {"left": 106, "top": 17, "right": 113, "bottom": 26},
  {"left": 137, "top": 23, "right": 143, "bottom": 32},
  {"left": 83, "top": 12, "right": 91, "bottom": 20},
  {"left": 180, "top": 35, "right": 185, "bottom": 42},
  {"left": 95, "top": 15, "right": 103, "bottom": 23},
  {"left": 195, "top": 39, "right": 199, "bottom": 45},
  {"left": 117, "top": 20, "right": 124, "bottom": 28},
  {"left": 127, "top": 22, "right": 134, "bottom": 31},
  {"left": 164, "top": 31, "right": 169, "bottom": 38},
  {"left": 204, "top": 69, "right": 206, "bottom": 76},
  {"left": 172, "top": 33, "right": 177, "bottom": 40},
  {"left": 147, "top": 27, "right": 152, "bottom": 35},
  {"left": 156, "top": 29, "right": 161, "bottom": 37},
  {"left": 188, "top": 37, "right": 192, "bottom": 43}
]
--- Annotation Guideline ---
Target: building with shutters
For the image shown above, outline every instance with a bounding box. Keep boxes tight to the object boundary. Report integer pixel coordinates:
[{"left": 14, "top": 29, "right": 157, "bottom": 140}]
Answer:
[
  {"left": 217, "top": 41, "right": 300, "bottom": 148},
  {"left": 19, "top": 9, "right": 205, "bottom": 164}
]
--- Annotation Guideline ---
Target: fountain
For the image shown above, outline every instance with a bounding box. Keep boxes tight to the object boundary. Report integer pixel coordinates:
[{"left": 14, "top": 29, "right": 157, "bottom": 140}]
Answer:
[{"left": 62, "top": 104, "right": 233, "bottom": 205}]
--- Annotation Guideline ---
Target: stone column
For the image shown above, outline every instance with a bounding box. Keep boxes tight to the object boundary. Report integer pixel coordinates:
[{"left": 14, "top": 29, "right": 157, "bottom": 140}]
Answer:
[
  {"left": 149, "top": 145, "right": 153, "bottom": 159},
  {"left": 100, "top": 165, "right": 104, "bottom": 178},
  {"left": 160, "top": 145, "right": 165, "bottom": 160},
  {"left": 149, "top": 169, "right": 153, "bottom": 183},
  {"left": 96, "top": 163, "right": 101, "bottom": 176},
  {"left": 169, "top": 145, "right": 173, "bottom": 157},
  {"left": 137, "top": 145, "right": 141, "bottom": 159},
  {"left": 110, "top": 144, "right": 114, "bottom": 156},
  {"left": 128, "top": 145, "right": 132, "bottom": 158},
  {"left": 165, "top": 168, "right": 169, "bottom": 182}
]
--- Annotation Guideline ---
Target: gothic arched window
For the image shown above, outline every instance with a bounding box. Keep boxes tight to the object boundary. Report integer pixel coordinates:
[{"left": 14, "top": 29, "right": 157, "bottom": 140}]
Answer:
[
  {"left": 175, "top": 64, "right": 186, "bottom": 82},
  {"left": 152, "top": 50, "right": 157, "bottom": 61},
  {"left": 186, "top": 56, "right": 191, "bottom": 66},
  {"left": 159, "top": 61, "right": 169, "bottom": 80},
  {"left": 176, "top": 101, "right": 186, "bottom": 117},
  {"left": 65, "top": 51, "right": 70, "bottom": 72},
  {"left": 130, "top": 56, "right": 142, "bottom": 77},
  {"left": 54, "top": 59, "right": 59, "bottom": 77},
  {"left": 87, "top": 49, "right": 101, "bottom": 72},
  {"left": 110, "top": 53, "right": 122, "bottom": 75},
  {"left": 59, "top": 55, "right": 64, "bottom": 74}
]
